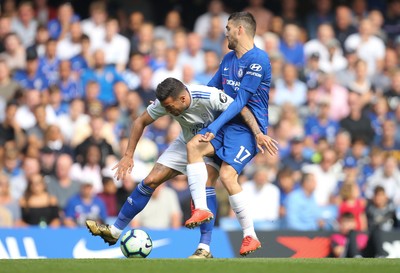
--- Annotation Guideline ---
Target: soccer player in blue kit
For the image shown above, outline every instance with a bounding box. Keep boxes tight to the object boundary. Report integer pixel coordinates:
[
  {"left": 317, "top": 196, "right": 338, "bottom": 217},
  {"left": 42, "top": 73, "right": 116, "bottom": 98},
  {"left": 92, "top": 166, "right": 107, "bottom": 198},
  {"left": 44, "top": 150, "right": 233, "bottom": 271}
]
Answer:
[{"left": 184, "top": 11, "right": 276, "bottom": 257}]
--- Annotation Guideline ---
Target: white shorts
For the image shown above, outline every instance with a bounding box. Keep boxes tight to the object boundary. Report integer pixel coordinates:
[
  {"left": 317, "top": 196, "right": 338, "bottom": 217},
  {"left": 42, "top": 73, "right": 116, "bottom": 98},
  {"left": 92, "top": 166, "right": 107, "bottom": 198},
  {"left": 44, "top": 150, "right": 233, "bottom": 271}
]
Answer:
[{"left": 157, "top": 137, "right": 220, "bottom": 175}]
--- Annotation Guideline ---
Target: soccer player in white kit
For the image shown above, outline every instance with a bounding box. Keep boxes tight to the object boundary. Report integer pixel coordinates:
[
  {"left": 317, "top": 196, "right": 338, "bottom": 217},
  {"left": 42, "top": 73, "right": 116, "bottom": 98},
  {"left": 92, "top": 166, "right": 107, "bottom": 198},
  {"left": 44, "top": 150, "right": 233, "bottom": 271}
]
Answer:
[{"left": 86, "top": 77, "right": 266, "bottom": 257}]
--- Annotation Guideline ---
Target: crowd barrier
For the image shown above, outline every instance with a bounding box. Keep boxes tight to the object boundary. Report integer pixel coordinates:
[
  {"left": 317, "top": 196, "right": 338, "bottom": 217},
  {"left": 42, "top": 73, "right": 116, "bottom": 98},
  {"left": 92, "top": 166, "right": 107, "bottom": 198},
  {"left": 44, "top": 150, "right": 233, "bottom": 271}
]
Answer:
[{"left": 0, "top": 228, "right": 399, "bottom": 258}]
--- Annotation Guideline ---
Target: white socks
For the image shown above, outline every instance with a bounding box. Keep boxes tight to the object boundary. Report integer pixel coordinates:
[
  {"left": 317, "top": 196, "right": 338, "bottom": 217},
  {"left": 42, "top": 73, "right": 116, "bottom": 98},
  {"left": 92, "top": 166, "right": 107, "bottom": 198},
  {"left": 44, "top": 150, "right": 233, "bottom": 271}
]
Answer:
[
  {"left": 187, "top": 162, "right": 209, "bottom": 210},
  {"left": 110, "top": 225, "right": 122, "bottom": 239},
  {"left": 229, "top": 191, "right": 257, "bottom": 238},
  {"left": 198, "top": 243, "right": 210, "bottom": 252}
]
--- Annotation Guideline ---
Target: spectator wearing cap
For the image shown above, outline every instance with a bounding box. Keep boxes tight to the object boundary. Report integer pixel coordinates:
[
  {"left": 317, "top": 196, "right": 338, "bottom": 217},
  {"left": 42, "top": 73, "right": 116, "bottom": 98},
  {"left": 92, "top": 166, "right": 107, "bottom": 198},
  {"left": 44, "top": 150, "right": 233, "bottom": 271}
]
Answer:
[
  {"left": 0, "top": 33, "right": 26, "bottom": 71},
  {"left": 340, "top": 91, "right": 375, "bottom": 145},
  {"left": 304, "top": 96, "right": 339, "bottom": 145},
  {"left": 13, "top": 47, "right": 48, "bottom": 92},
  {"left": 282, "top": 136, "right": 311, "bottom": 182},
  {"left": 316, "top": 73, "right": 349, "bottom": 121},
  {"left": 274, "top": 64, "right": 307, "bottom": 107},
  {"left": 47, "top": 2, "right": 79, "bottom": 40},
  {"left": 333, "top": 5, "right": 358, "bottom": 51},
  {"left": 63, "top": 178, "right": 107, "bottom": 227},
  {"left": 334, "top": 155, "right": 365, "bottom": 197},
  {"left": 11, "top": 1, "right": 38, "bottom": 48},
  {"left": 344, "top": 18, "right": 385, "bottom": 76},
  {"left": 279, "top": 23, "right": 305, "bottom": 68}
]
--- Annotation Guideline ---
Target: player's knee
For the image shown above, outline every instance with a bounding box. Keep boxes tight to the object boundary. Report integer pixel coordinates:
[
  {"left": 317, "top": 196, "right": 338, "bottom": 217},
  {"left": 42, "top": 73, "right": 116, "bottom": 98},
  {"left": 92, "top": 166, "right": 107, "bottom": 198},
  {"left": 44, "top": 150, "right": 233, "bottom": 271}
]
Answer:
[
  {"left": 143, "top": 176, "right": 162, "bottom": 189},
  {"left": 187, "top": 138, "right": 200, "bottom": 154}
]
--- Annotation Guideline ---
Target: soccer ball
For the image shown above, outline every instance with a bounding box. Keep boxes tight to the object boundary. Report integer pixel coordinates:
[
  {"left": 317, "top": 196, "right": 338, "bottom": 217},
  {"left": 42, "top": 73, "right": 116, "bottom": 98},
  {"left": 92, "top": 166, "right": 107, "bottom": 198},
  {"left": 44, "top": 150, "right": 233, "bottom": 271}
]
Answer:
[{"left": 120, "top": 229, "right": 153, "bottom": 258}]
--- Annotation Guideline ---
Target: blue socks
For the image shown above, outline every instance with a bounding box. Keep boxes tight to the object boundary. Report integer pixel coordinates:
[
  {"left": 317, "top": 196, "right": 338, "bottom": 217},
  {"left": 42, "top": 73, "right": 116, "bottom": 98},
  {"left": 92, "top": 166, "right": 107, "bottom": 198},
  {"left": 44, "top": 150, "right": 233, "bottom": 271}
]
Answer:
[
  {"left": 114, "top": 180, "right": 154, "bottom": 230},
  {"left": 199, "top": 187, "right": 217, "bottom": 246}
]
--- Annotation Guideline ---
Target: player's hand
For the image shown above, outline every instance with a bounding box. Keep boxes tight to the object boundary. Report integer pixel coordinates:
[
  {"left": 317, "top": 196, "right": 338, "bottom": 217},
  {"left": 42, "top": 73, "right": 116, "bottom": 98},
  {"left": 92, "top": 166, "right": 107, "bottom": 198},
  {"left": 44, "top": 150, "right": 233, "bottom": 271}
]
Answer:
[
  {"left": 200, "top": 132, "right": 215, "bottom": 142},
  {"left": 256, "top": 134, "right": 279, "bottom": 156},
  {"left": 112, "top": 156, "right": 134, "bottom": 180}
]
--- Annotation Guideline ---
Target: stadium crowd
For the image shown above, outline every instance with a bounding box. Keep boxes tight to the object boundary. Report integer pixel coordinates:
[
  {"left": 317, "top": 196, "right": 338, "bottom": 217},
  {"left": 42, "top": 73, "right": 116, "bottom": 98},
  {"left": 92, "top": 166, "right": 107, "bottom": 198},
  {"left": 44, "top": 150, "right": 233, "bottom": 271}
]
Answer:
[{"left": 0, "top": 0, "right": 399, "bottom": 234}]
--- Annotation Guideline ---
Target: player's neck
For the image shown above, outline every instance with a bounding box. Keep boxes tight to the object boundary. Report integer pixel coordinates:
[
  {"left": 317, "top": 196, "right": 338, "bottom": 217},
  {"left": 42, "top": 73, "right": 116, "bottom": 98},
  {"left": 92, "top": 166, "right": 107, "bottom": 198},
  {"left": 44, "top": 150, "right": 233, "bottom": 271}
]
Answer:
[{"left": 235, "top": 40, "right": 254, "bottom": 58}]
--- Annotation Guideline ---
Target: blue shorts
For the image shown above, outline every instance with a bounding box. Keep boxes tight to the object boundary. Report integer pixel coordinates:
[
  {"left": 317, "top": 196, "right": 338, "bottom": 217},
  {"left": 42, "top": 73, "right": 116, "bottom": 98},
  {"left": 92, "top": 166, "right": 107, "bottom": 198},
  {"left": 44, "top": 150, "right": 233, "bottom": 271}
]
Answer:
[{"left": 200, "top": 123, "right": 257, "bottom": 174}]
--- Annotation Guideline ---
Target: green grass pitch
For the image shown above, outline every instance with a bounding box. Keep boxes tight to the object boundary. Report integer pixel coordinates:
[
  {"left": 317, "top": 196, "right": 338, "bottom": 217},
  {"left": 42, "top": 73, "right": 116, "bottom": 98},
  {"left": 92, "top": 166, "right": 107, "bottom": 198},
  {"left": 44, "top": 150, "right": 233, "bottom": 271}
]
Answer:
[{"left": 1, "top": 258, "right": 399, "bottom": 273}]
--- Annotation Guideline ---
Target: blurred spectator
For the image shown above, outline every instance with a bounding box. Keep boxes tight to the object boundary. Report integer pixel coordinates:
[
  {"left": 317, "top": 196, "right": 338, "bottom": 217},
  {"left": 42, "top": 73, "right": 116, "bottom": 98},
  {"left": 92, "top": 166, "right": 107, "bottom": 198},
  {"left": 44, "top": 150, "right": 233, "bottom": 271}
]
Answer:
[
  {"left": 301, "top": 53, "right": 323, "bottom": 89},
  {"left": 101, "top": 18, "right": 130, "bottom": 71},
  {"left": 0, "top": 173, "right": 21, "bottom": 226},
  {"left": 80, "top": 49, "right": 124, "bottom": 106},
  {"left": 365, "top": 155, "right": 400, "bottom": 205},
  {"left": 28, "top": 24, "right": 49, "bottom": 57},
  {"left": 64, "top": 179, "right": 107, "bottom": 227},
  {"left": 305, "top": 97, "right": 339, "bottom": 145},
  {"left": 279, "top": 23, "right": 304, "bottom": 68},
  {"left": 154, "top": 10, "right": 182, "bottom": 48},
  {"left": 369, "top": 97, "right": 394, "bottom": 145},
  {"left": 274, "top": 118, "right": 292, "bottom": 159},
  {"left": 347, "top": 59, "right": 374, "bottom": 107},
  {"left": 47, "top": 2, "right": 78, "bottom": 40},
  {"left": 178, "top": 32, "right": 205, "bottom": 74},
  {"left": 151, "top": 47, "right": 182, "bottom": 89},
  {"left": 132, "top": 22, "right": 154, "bottom": 57},
  {"left": 282, "top": 136, "right": 310, "bottom": 181},
  {"left": 335, "top": 48, "right": 358, "bottom": 88},
  {"left": 46, "top": 153, "right": 80, "bottom": 209},
  {"left": 384, "top": 69, "right": 400, "bottom": 111},
  {"left": 167, "top": 175, "right": 191, "bottom": 226},
  {"left": 69, "top": 34, "right": 91, "bottom": 74},
  {"left": 0, "top": 59, "right": 20, "bottom": 102},
  {"left": 242, "top": 167, "right": 280, "bottom": 230},
  {"left": 201, "top": 15, "right": 225, "bottom": 58},
  {"left": 317, "top": 73, "right": 349, "bottom": 121},
  {"left": 340, "top": 91, "right": 375, "bottom": 145},
  {"left": 351, "top": 0, "right": 368, "bottom": 25},
  {"left": 25, "top": 104, "right": 51, "bottom": 146},
  {"left": 34, "top": 0, "right": 56, "bottom": 25},
  {"left": 148, "top": 38, "right": 167, "bottom": 71},
  {"left": 383, "top": 0, "right": 400, "bottom": 42},
  {"left": 306, "top": 0, "right": 334, "bottom": 40},
  {"left": 285, "top": 172, "right": 322, "bottom": 231},
  {"left": 97, "top": 176, "right": 118, "bottom": 217},
  {"left": 1, "top": 0, "right": 17, "bottom": 18},
  {"left": 14, "top": 47, "right": 48, "bottom": 92},
  {"left": 330, "top": 212, "right": 385, "bottom": 258},
  {"left": 344, "top": 18, "right": 385, "bottom": 76},
  {"left": 298, "top": 85, "right": 319, "bottom": 121},
  {"left": 338, "top": 182, "right": 367, "bottom": 231},
  {"left": 368, "top": 9, "right": 387, "bottom": 42},
  {"left": 0, "top": 101, "right": 26, "bottom": 149},
  {"left": 263, "top": 32, "right": 280, "bottom": 54},
  {"left": 81, "top": 1, "right": 107, "bottom": 51},
  {"left": 19, "top": 173, "right": 60, "bottom": 227},
  {"left": 132, "top": 183, "right": 182, "bottom": 229},
  {"left": 122, "top": 11, "right": 144, "bottom": 49},
  {"left": 372, "top": 48, "right": 398, "bottom": 93},
  {"left": 269, "top": 50, "right": 284, "bottom": 83},
  {"left": 333, "top": 5, "right": 357, "bottom": 50},
  {"left": 56, "top": 60, "right": 81, "bottom": 106},
  {"left": 0, "top": 15, "right": 13, "bottom": 53},
  {"left": 320, "top": 38, "right": 347, "bottom": 73},
  {"left": 276, "top": 167, "right": 297, "bottom": 219},
  {"left": 244, "top": 0, "right": 273, "bottom": 36},
  {"left": 195, "top": 50, "right": 219, "bottom": 85},
  {"left": 11, "top": 1, "right": 38, "bottom": 47},
  {"left": 121, "top": 52, "right": 144, "bottom": 90},
  {"left": 56, "top": 21, "right": 82, "bottom": 60},
  {"left": 43, "top": 124, "right": 73, "bottom": 155},
  {"left": 274, "top": 64, "right": 307, "bottom": 107},
  {"left": 38, "top": 146, "right": 56, "bottom": 176},
  {"left": 194, "top": 0, "right": 228, "bottom": 38},
  {"left": 38, "top": 38, "right": 60, "bottom": 85},
  {"left": 280, "top": 103, "right": 305, "bottom": 139},
  {"left": 360, "top": 147, "right": 384, "bottom": 184},
  {"left": 280, "top": 0, "right": 302, "bottom": 25},
  {"left": 375, "top": 119, "right": 400, "bottom": 151},
  {"left": 0, "top": 32, "right": 26, "bottom": 71},
  {"left": 366, "top": 186, "right": 398, "bottom": 231},
  {"left": 116, "top": 174, "right": 136, "bottom": 210}
]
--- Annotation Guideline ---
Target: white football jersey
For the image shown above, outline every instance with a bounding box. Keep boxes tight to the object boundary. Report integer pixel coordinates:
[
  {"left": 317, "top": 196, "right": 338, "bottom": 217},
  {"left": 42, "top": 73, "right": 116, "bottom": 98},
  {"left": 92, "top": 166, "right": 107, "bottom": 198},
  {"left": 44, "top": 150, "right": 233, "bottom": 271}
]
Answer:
[{"left": 147, "top": 84, "right": 233, "bottom": 143}]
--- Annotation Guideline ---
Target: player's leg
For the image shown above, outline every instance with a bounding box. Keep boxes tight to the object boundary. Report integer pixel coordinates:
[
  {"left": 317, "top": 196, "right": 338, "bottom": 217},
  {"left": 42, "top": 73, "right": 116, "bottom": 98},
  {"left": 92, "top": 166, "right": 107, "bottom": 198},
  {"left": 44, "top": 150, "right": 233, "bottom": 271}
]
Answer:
[
  {"left": 189, "top": 164, "right": 219, "bottom": 258},
  {"left": 215, "top": 125, "right": 261, "bottom": 256},
  {"left": 185, "top": 132, "right": 221, "bottom": 228},
  {"left": 86, "top": 163, "right": 179, "bottom": 245}
]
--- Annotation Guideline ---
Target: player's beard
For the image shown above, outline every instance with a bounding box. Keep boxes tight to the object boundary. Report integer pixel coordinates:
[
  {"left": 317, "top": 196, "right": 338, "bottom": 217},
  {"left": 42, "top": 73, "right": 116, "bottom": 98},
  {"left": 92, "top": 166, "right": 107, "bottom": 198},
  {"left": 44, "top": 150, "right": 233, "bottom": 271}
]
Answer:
[{"left": 227, "top": 37, "right": 238, "bottom": 50}]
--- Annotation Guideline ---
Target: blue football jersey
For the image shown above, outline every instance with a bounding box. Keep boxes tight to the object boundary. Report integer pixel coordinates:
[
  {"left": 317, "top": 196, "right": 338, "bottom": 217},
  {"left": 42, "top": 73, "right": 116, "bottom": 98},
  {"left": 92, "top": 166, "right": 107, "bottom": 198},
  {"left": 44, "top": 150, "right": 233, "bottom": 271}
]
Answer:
[{"left": 208, "top": 46, "right": 271, "bottom": 134}]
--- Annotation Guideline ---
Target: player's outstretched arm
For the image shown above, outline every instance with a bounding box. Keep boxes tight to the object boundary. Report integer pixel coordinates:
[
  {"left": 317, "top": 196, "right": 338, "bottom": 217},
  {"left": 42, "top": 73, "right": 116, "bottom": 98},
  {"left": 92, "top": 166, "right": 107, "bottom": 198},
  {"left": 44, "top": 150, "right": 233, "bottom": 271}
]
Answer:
[{"left": 112, "top": 111, "right": 155, "bottom": 180}]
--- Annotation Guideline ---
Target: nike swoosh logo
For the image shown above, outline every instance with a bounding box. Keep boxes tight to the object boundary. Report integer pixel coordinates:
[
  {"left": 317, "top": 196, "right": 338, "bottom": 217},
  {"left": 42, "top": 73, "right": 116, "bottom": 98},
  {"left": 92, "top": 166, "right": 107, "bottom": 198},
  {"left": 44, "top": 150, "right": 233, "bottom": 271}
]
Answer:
[
  {"left": 223, "top": 67, "right": 229, "bottom": 71},
  {"left": 233, "top": 158, "right": 242, "bottom": 164},
  {"left": 72, "top": 238, "right": 170, "bottom": 258}
]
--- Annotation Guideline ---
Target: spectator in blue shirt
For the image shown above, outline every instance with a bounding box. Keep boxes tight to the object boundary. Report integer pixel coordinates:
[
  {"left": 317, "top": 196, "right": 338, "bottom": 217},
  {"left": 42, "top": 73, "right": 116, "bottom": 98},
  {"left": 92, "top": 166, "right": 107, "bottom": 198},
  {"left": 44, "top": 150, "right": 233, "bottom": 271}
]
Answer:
[
  {"left": 13, "top": 48, "right": 48, "bottom": 92},
  {"left": 56, "top": 60, "right": 81, "bottom": 105},
  {"left": 279, "top": 23, "right": 305, "bottom": 68},
  {"left": 63, "top": 179, "right": 107, "bottom": 227},
  {"left": 70, "top": 34, "right": 90, "bottom": 75},
  {"left": 285, "top": 172, "right": 323, "bottom": 231},
  {"left": 47, "top": 2, "right": 80, "bottom": 40},
  {"left": 38, "top": 38, "right": 60, "bottom": 85},
  {"left": 80, "top": 49, "right": 124, "bottom": 106}
]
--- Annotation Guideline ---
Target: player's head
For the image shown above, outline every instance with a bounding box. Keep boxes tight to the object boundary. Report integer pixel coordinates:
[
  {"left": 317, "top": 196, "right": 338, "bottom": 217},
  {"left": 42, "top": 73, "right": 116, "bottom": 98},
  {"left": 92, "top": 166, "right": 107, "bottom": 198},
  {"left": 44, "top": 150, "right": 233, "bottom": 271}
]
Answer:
[
  {"left": 156, "top": 77, "right": 189, "bottom": 116},
  {"left": 226, "top": 11, "right": 256, "bottom": 50}
]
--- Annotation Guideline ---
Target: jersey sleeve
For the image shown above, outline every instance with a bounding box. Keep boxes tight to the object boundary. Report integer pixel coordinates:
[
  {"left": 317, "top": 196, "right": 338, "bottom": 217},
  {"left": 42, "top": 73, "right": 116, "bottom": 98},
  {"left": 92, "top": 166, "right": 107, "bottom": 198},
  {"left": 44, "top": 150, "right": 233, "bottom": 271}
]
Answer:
[
  {"left": 207, "top": 61, "right": 223, "bottom": 89},
  {"left": 239, "top": 56, "right": 270, "bottom": 94},
  {"left": 208, "top": 89, "right": 234, "bottom": 111},
  {"left": 146, "top": 99, "right": 167, "bottom": 120}
]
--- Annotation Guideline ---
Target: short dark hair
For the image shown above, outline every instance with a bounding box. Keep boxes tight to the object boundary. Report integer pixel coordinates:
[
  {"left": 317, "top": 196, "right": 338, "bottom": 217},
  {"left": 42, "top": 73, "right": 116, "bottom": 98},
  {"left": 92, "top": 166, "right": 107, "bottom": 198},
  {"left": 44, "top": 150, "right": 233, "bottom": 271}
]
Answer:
[
  {"left": 228, "top": 11, "right": 256, "bottom": 37},
  {"left": 340, "top": 212, "right": 355, "bottom": 221},
  {"left": 374, "top": 185, "right": 385, "bottom": 195},
  {"left": 155, "top": 77, "right": 186, "bottom": 101}
]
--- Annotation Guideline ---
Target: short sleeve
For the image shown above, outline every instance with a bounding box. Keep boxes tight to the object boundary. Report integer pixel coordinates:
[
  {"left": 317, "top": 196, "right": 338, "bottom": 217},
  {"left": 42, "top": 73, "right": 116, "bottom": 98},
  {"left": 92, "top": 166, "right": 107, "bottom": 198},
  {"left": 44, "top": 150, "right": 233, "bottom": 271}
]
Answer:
[
  {"left": 209, "top": 89, "right": 234, "bottom": 111},
  {"left": 146, "top": 100, "right": 167, "bottom": 120}
]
